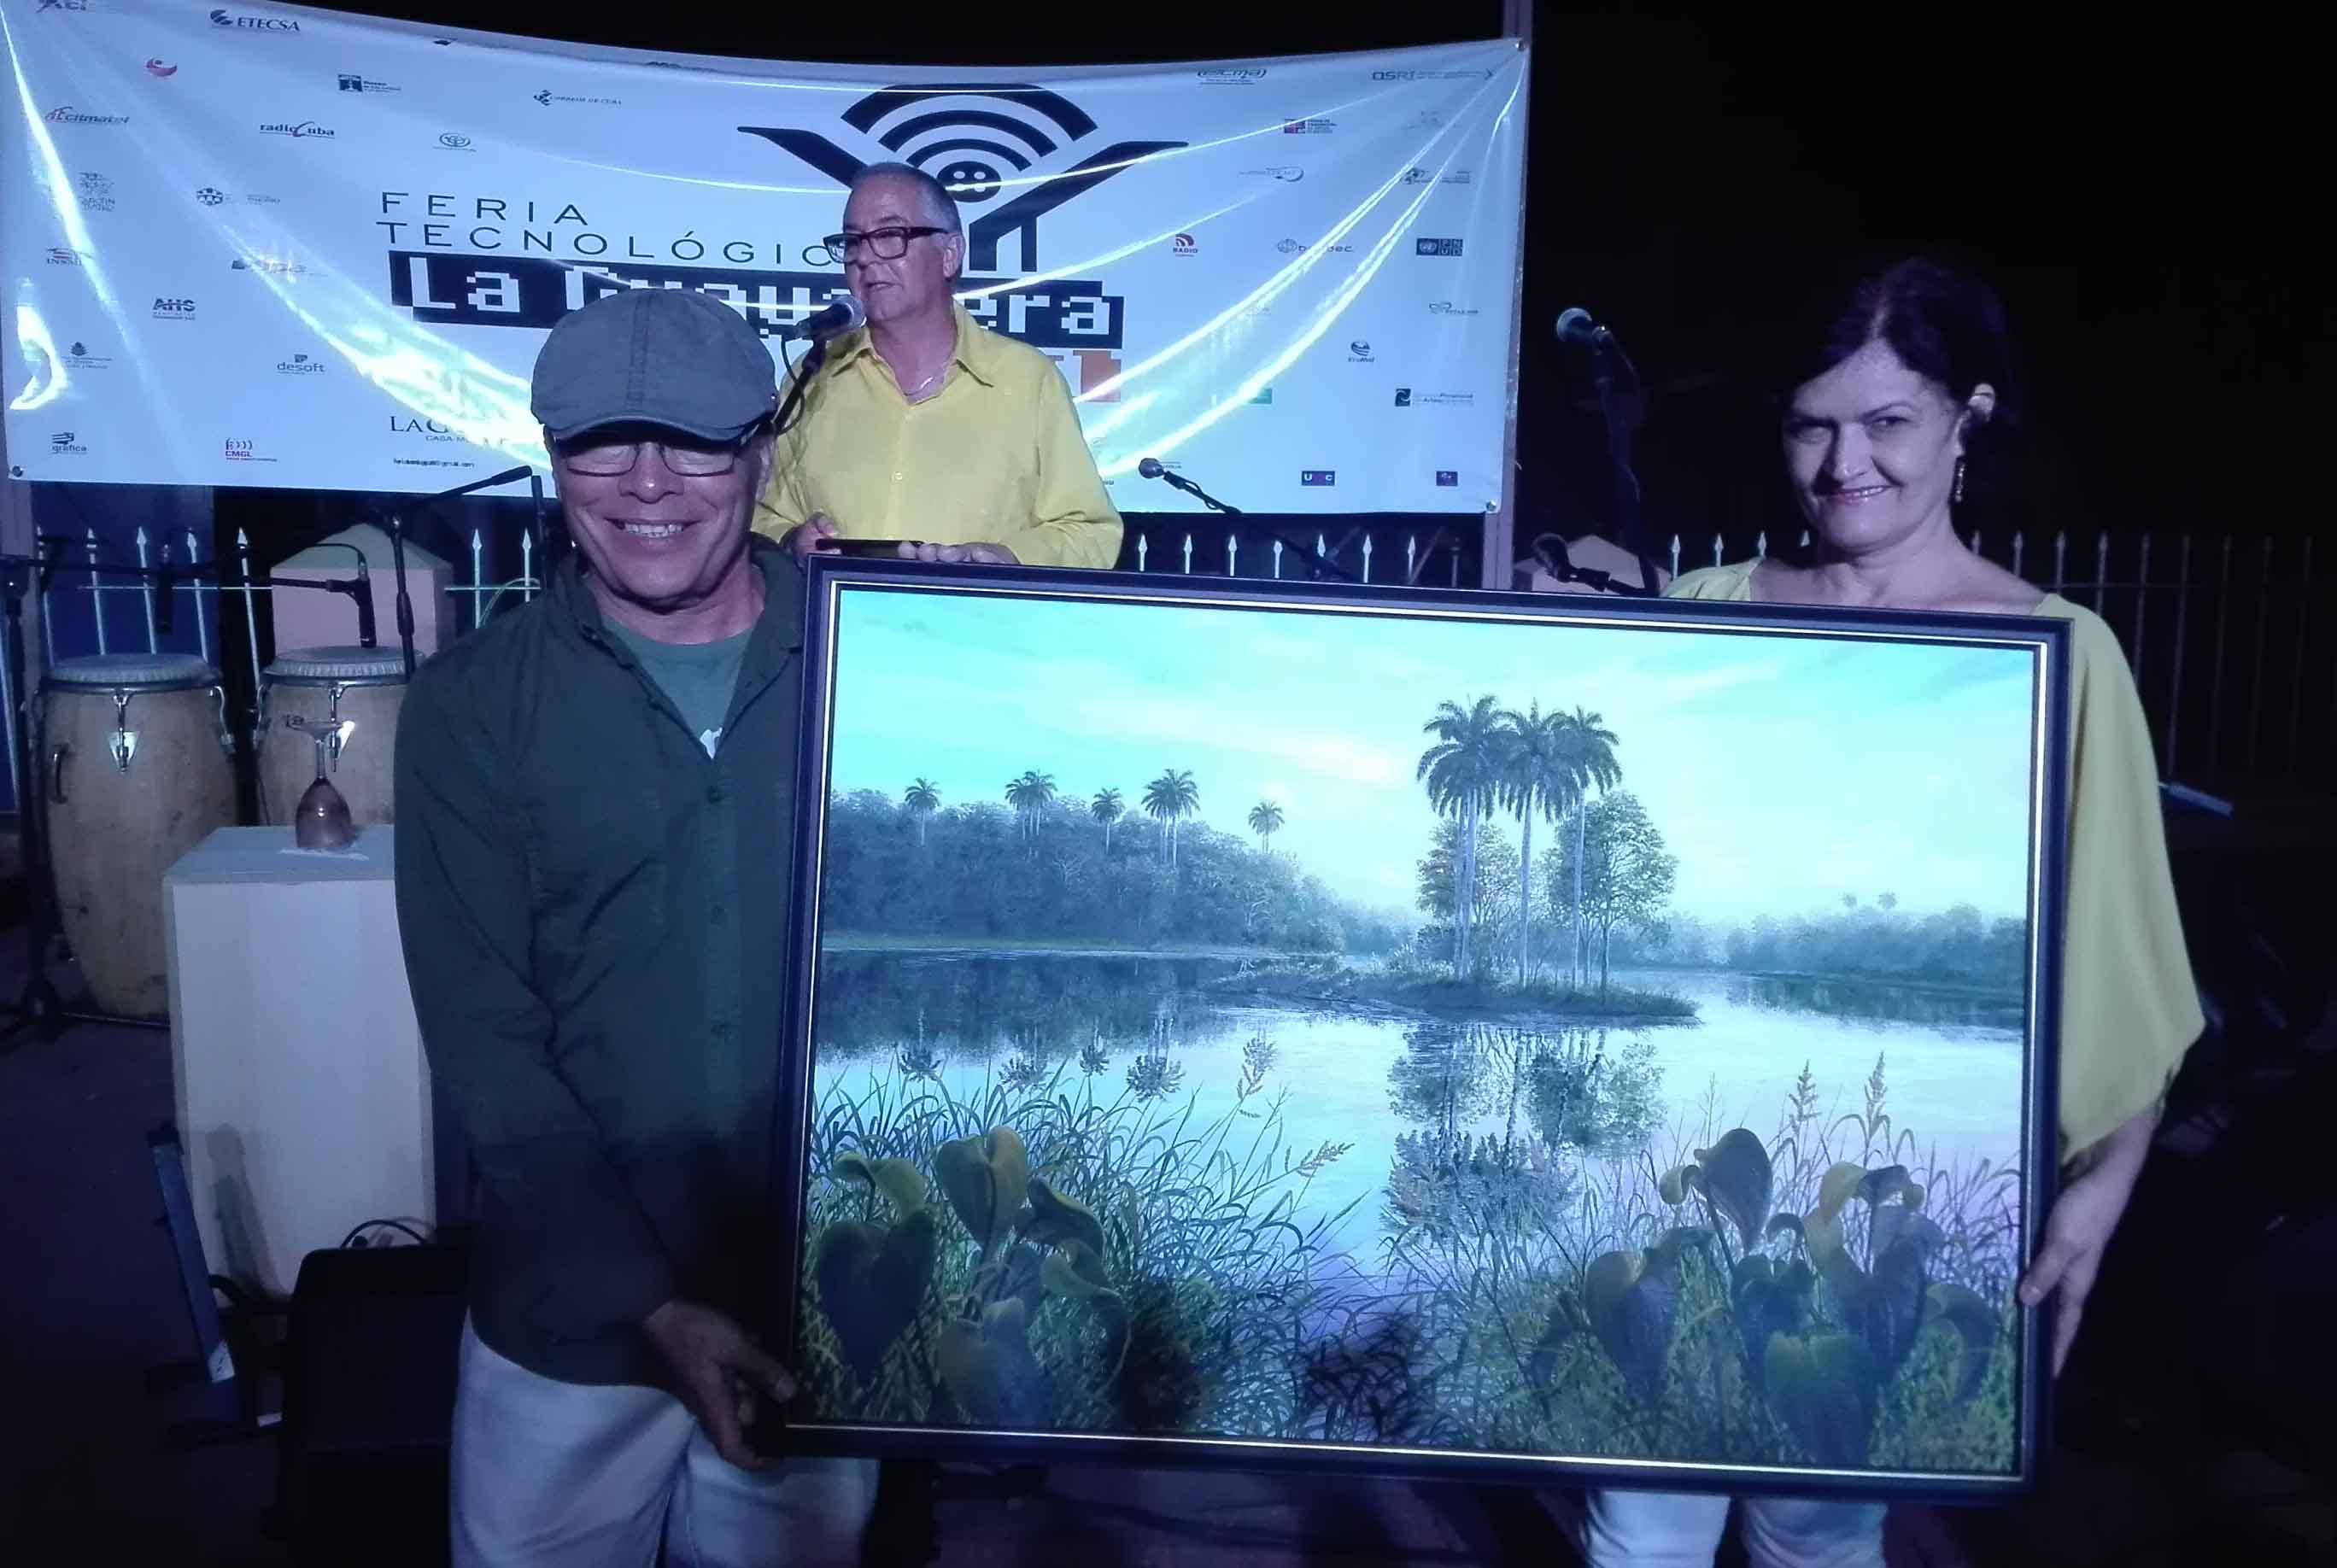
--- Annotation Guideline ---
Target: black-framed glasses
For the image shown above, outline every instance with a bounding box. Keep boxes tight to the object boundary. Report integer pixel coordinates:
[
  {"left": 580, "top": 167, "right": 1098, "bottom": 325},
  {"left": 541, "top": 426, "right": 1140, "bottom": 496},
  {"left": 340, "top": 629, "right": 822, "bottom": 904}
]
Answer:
[
  {"left": 820, "top": 225, "right": 948, "bottom": 265},
  {"left": 556, "top": 435, "right": 754, "bottom": 477}
]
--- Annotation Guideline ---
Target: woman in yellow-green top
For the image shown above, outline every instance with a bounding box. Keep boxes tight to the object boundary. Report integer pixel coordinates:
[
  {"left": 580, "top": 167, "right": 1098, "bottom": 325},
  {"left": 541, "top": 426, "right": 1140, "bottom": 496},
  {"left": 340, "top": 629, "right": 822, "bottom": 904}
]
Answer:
[{"left": 1571, "top": 259, "right": 2204, "bottom": 1568}]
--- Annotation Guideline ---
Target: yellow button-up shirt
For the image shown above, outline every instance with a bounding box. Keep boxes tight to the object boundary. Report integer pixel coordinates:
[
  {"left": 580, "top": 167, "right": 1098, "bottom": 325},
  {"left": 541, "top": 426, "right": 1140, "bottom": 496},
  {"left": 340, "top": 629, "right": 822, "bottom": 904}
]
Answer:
[{"left": 753, "top": 304, "right": 1123, "bottom": 570}]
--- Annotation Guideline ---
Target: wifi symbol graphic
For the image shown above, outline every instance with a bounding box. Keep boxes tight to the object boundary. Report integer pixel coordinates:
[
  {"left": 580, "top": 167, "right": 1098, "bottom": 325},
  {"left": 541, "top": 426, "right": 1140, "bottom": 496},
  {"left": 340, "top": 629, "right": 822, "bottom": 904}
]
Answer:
[{"left": 741, "top": 84, "right": 1184, "bottom": 273}]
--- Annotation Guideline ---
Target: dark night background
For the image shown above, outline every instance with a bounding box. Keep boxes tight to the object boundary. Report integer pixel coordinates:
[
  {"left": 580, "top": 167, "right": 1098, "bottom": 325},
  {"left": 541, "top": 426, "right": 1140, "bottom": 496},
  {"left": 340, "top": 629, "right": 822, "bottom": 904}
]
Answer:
[{"left": 350, "top": 0, "right": 2328, "bottom": 559}]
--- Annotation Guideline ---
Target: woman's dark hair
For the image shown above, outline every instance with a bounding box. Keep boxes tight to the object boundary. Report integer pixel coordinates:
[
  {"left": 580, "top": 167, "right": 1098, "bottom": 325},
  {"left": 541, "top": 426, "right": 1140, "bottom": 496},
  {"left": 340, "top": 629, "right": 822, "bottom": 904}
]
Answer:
[{"left": 1777, "top": 257, "right": 2022, "bottom": 449}]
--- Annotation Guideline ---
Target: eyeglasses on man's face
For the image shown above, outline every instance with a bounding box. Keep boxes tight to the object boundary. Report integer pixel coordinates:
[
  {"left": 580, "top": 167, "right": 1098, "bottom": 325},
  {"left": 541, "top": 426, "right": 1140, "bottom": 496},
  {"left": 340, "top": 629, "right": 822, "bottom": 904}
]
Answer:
[
  {"left": 820, "top": 225, "right": 948, "bottom": 265},
  {"left": 556, "top": 436, "right": 753, "bottom": 477}
]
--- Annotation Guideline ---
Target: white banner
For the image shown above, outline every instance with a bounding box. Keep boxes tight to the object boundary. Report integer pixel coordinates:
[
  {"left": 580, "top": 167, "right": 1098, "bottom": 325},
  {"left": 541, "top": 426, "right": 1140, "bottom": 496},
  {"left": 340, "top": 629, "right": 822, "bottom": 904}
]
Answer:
[{"left": 3, "top": 2, "right": 1525, "bottom": 513}]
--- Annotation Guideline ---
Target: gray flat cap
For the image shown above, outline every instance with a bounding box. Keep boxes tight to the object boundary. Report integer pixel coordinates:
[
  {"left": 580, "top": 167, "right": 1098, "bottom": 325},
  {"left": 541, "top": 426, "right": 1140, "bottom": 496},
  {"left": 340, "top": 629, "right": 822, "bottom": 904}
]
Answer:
[{"left": 530, "top": 288, "right": 778, "bottom": 443}]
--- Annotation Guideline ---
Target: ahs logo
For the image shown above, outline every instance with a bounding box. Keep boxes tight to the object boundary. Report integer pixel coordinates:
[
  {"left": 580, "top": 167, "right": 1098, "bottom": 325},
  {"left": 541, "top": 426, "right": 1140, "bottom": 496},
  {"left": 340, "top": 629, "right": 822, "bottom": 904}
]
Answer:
[{"left": 739, "top": 85, "right": 1183, "bottom": 272}]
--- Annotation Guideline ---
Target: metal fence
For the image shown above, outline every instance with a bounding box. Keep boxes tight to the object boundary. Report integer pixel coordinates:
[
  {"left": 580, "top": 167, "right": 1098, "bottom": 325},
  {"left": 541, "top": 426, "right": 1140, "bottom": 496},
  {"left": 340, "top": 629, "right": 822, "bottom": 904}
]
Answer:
[
  {"left": 1671, "top": 527, "right": 2334, "bottom": 791},
  {"left": 18, "top": 515, "right": 2325, "bottom": 810}
]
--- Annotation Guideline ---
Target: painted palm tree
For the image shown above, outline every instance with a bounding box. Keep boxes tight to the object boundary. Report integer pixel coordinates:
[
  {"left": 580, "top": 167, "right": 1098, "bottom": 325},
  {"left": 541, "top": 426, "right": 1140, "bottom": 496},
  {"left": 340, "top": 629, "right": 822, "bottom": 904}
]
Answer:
[
  {"left": 1247, "top": 799, "right": 1286, "bottom": 855},
  {"left": 903, "top": 778, "right": 941, "bottom": 847},
  {"left": 1496, "top": 701, "right": 1579, "bottom": 986},
  {"left": 1143, "top": 769, "right": 1200, "bottom": 869},
  {"left": 1004, "top": 769, "right": 1057, "bottom": 846},
  {"left": 1091, "top": 787, "right": 1125, "bottom": 854},
  {"left": 1554, "top": 707, "right": 1620, "bottom": 987},
  {"left": 1418, "top": 695, "right": 1504, "bottom": 975}
]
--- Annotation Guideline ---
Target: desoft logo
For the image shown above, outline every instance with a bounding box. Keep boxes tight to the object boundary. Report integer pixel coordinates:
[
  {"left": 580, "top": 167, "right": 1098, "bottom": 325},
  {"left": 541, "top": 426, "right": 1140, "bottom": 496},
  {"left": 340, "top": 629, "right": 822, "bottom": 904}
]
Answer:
[
  {"left": 1196, "top": 67, "right": 1266, "bottom": 84},
  {"left": 210, "top": 9, "right": 300, "bottom": 32},
  {"left": 259, "top": 120, "right": 336, "bottom": 138},
  {"left": 153, "top": 296, "right": 196, "bottom": 319},
  {"left": 45, "top": 106, "right": 129, "bottom": 125},
  {"left": 276, "top": 351, "right": 323, "bottom": 374}
]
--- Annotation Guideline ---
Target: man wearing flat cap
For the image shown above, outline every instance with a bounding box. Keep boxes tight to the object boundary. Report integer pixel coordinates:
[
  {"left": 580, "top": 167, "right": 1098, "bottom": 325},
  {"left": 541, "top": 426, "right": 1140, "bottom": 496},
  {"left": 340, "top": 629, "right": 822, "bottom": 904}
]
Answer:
[{"left": 395, "top": 288, "right": 874, "bottom": 1567}]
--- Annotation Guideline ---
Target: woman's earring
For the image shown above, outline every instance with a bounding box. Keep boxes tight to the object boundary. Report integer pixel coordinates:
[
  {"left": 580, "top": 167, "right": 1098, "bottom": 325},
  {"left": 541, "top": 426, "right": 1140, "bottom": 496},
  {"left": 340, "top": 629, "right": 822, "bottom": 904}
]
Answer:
[{"left": 1953, "top": 456, "right": 1967, "bottom": 505}]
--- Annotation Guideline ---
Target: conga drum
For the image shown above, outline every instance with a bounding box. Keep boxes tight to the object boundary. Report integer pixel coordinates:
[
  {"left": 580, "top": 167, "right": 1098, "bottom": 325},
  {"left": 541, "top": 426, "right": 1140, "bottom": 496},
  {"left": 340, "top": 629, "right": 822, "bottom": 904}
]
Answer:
[
  {"left": 256, "top": 645, "right": 408, "bottom": 827},
  {"left": 39, "top": 652, "right": 237, "bottom": 1018}
]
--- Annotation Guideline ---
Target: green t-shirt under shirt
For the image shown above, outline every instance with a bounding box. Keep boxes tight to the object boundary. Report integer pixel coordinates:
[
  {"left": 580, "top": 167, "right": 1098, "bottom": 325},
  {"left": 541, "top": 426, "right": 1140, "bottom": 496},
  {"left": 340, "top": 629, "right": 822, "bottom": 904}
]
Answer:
[{"left": 607, "top": 622, "right": 752, "bottom": 758}]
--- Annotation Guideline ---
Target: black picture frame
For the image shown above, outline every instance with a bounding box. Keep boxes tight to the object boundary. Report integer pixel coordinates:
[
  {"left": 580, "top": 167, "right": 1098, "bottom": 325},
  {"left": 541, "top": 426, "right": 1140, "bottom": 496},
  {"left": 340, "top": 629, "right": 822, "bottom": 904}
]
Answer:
[{"left": 765, "top": 557, "right": 2066, "bottom": 1503}]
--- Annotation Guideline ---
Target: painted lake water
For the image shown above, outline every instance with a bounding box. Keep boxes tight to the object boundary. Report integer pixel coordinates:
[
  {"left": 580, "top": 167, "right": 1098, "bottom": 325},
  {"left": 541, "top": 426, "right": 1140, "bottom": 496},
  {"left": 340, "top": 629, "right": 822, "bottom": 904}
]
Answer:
[{"left": 809, "top": 952, "right": 2030, "bottom": 1260}]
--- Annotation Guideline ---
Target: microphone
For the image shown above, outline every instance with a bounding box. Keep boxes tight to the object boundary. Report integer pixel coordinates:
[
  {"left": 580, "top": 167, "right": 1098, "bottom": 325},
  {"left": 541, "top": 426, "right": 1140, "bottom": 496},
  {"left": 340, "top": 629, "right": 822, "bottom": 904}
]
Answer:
[
  {"left": 780, "top": 295, "right": 865, "bottom": 343},
  {"left": 1136, "top": 457, "right": 1238, "bottom": 513},
  {"left": 1555, "top": 307, "right": 1612, "bottom": 347}
]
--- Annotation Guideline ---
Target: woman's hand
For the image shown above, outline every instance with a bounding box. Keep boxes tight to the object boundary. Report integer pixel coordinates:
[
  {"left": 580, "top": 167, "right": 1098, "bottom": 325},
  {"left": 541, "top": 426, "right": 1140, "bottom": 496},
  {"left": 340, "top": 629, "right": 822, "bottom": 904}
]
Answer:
[{"left": 2018, "top": 1103, "right": 2158, "bottom": 1376}]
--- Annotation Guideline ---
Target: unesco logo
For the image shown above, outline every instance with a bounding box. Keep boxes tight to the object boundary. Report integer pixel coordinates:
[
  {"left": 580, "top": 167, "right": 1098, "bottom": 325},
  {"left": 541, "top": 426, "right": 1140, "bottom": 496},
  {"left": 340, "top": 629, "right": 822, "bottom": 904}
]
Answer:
[
  {"left": 62, "top": 340, "right": 111, "bottom": 369},
  {"left": 741, "top": 83, "right": 1184, "bottom": 272}
]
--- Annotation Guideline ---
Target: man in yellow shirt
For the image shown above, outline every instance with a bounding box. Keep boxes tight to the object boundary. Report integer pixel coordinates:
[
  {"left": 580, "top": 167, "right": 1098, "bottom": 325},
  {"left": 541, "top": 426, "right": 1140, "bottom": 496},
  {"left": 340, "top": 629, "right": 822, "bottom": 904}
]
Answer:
[{"left": 753, "top": 162, "right": 1122, "bottom": 570}]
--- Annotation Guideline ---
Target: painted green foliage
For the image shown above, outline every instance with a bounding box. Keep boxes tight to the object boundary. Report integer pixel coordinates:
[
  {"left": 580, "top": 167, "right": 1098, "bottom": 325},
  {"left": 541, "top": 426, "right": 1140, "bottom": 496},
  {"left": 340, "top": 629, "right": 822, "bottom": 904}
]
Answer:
[
  {"left": 1561, "top": 1129, "right": 2009, "bottom": 1467},
  {"left": 812, "top": 1123, "right": 1128, "bottom": 1427}
]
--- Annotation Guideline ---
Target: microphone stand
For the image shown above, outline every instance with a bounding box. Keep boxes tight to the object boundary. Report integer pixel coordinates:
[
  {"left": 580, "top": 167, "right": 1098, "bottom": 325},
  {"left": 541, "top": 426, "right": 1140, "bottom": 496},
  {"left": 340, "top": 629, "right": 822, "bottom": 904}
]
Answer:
[
  {"left": 380, "top": 464, "right": 536, "bottom": 680},
  {"left": 1526, "top": 534, "right": 1659, "bottom": 598},
  {"left": 1576, "top": 326, "right": 1666, "bottom": 592},
  {"left": 2, "top": 547, "right": 62, "bottom": 1045},
  {"left": 1140, "top": 466, "right": 1361, "bottom": 584}
]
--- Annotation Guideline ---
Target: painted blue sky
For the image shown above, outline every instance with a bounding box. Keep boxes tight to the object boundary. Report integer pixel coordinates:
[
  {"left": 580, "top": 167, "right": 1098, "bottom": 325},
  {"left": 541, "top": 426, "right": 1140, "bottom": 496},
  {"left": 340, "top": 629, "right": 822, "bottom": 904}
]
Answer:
[{"left": 823, "top": 587, "right": 2043, "bottom": 926}]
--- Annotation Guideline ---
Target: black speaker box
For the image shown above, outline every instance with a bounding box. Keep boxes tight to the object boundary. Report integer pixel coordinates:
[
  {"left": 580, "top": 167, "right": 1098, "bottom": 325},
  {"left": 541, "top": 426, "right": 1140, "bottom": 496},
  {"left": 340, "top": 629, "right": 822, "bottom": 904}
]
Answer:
[{"left": 275, "top": 1241, "right": 470, "bottom": 1567}]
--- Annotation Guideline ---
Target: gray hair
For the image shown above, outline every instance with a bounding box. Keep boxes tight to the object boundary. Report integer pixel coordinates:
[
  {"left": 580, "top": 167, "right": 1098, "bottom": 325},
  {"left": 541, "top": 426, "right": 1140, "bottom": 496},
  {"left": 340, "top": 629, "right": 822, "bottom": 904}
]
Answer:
[{"left": 848, "top": 161, "right": 964, "bottom": 236}]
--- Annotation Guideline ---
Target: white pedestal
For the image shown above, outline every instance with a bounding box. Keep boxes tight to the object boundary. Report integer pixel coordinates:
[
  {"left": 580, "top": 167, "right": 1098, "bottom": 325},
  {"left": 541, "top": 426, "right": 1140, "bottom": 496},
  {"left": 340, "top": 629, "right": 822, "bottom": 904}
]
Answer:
[{"left": 164, "top": 825, "right": 436, "bottom": 1296}]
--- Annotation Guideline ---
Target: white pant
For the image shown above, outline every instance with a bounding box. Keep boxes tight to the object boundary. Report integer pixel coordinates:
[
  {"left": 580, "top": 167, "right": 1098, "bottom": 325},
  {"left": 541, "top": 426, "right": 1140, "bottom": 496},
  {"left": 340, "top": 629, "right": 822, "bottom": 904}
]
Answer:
[
  {"left": 450, "top": 1319, "right": 877, "bottom": 1568},
  {"left": 1575, "top": 1489, "right": 1886, "bottom": 1568}
]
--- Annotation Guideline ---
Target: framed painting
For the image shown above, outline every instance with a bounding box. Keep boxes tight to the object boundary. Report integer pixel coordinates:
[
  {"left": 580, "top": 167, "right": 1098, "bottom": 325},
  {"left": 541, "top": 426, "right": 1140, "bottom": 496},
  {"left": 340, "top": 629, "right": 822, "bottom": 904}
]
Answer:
[{"left": 770, "top": 559, "right": 2065, "bottom": 1501}]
